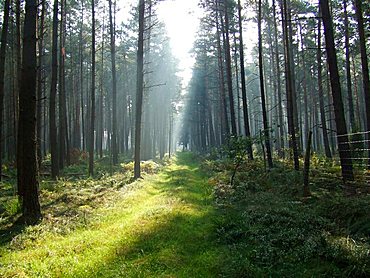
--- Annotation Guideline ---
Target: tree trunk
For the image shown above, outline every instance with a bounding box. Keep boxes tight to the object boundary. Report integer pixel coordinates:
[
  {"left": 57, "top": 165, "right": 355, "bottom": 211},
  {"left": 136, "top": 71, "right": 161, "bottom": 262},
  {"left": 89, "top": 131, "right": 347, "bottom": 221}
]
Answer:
[
  {"left": 320, "top": 0, "right": 354, "bottom": 182},
  {"left": 49, "top": 0, "right": 59, "bottom": 179},
  {"left": 58, "top": 0, "right": 67, "bottom": 169},
  {"left": 344, "top": 0, "right": 356, "bottom": 131},
  {"left": 282, "top": 0, "right": 299, "bottom": 170},
  {"left": 303, "top": 131, "right": 312, "bottom": 197},
  {"left": 317, "top": 16, "right": 332, "bottom": 159},
  {"left": 0, "top": 0, "right": 11, "bottom": 181},
  {"left": 354, "top": 0, "right": 370, "bottom": 169},
  {"left": 215, "top": 4, "right": 229, "bottom": 143},
  {"left": 258, "top": 0, "right": 273, "bottom": 169},
  {"left": 222, "top": 0, "right": 237, "bottom": 136},
  {"left": 134, "top": 0, "right": 145, "bottom": 179},
  {"left": 17, "top": 0, "right": 42, "bottom": 224},
  {"left": 36, "top": 0, "right": 46, "bottom": 168},
  {"left": 272, "top": 0, "right": 285, "bottom": 157},
  {"left": 89, "top": 0, "right": 96, "bottom": 176},
  {"left": 238, "top": 0, "right": 253, "bottom": 159},
  {"left": 109, "top": 0, "right": 118, "bottom": 164}
]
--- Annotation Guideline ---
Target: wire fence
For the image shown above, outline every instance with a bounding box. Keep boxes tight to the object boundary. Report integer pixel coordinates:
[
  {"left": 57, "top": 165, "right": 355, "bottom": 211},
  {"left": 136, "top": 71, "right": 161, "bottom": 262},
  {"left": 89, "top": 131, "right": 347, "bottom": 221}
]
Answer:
[{"left": 336, "top": 131, "right": 370, "bottom": 194}]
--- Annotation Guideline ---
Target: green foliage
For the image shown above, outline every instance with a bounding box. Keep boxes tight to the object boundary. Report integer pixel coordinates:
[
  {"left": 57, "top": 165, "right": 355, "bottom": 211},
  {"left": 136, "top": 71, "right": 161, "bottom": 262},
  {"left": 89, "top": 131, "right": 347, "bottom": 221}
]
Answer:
[
  {"left": 204, "top": 156, "right": 370, "bottom": 277},
  {"left": 121, "top": 160, "right": 161, "bottom": 175},
  {"left": 3, "top": 198, "right": 21, "bottom": 216}
]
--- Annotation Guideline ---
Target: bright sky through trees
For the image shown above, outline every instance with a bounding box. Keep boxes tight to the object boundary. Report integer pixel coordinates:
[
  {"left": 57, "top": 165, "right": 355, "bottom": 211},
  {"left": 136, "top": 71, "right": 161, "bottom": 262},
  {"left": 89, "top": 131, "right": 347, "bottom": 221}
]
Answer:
[
  {"left": 118, "top": 0, "right": 202, "bottom": 88},
  {"left": 118, "top": 0, "right": 258, "bottom": 89}
]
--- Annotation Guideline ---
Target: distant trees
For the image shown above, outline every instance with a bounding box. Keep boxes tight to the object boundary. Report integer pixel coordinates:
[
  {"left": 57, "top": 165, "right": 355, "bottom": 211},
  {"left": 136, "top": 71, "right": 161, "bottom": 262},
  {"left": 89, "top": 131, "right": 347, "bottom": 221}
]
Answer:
[{"left": 182, "top": 0, "right": 369, "bottom": 183}]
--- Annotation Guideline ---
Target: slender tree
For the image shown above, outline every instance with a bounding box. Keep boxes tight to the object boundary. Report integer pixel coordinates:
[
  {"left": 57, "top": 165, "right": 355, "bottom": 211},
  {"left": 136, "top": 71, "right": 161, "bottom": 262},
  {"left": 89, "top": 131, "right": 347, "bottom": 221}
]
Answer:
[
  {"left": 272, "top": 0, "right": 284, "bottom": 157},
  {"left": 134, "top": 0, "right": 145, "bottom": 179},
  {"left": 237, "top": 0, "right": 253, "bottom": 159},
  {"left": 109, "top": 0, "right": 118, "bottom": 165},
  {"left": 36, "top": 0, "right": 46, "bottom": 167},
  {"left": 223, "top": 0, "right": 237, "bottom": 136},
  {"left": 258, "top": 0, "right": 273, "bottom": 168},
  {"left": 343, "top": 0, "right": 355, "bottom": 131},
  {"left": 317, "top": 15, "right": 332, "bottom": 158},
  {"left": 282, "top": 0, "right": 299, "bottom": 170},
  {"left": 49, "top": 0, "right": 60, "bottom": 179},
  {"left": 0, "top": 0, "right": 11, "bottom": 180},
  {"left": 89, "top": 0, "right": 96, "bottom": 176}
]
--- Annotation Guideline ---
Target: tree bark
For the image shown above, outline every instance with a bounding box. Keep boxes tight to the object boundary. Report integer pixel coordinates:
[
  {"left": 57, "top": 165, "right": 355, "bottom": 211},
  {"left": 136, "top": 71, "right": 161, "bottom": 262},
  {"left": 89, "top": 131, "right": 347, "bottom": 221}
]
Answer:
[
  {"left": 49, "top": 0, "right": 59, "bottom": 179},
  {"left": 317, "top": 16, "right": 332, "bottom": 159},
  {"left": 89, "top": 0, "right": 96, "bottom": 176},
  {"left": 282, "top": 0, "right": 299, "bottom": 170},
  {"left": 354, "top": 0, "right": 370, "bottom": 169},
  {"left": 109, "top": 0, "right": 118, "bottom": 164},
  {"left": 17, "top": 0, "right": 42, "bottom": 223},
  {"left": 0, "top": 0, "right": 11, "bottom": 180},
  {"left": 134, "top": 0, "right": 145, "bottom": 179},
  {"left": 222, "top": 0, "right": 237, "bottom": 136},
  {"left": 36, "top": 0, "right": 46, "bottom": 168},
  {"left": 272, "top": 0, "right": 285, "bottom": 158},
  {"left": 258, "top": 0, "right": 273, "bottom": 169},
  {"left": 343, "top": 0, "right": 356, "bottom": 131},
  {"left": 238, "top": 0, "right": 253, "bottom": 159}
]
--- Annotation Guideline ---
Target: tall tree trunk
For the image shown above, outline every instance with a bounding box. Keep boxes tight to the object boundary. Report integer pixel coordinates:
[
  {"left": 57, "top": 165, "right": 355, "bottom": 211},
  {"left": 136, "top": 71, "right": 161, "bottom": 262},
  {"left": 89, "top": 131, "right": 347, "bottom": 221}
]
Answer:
[
  {"left": 49, "top": 0, "right": 59, "bottom": 179},
  {"left": 58, "top": 0, "right": 67, "bottom": 169},
  {"left": 222, "top": 0, "right": 237, "bottom": 136},
  {"left": 0, "top": 0, "right": 11, "bottom": 180},
  {"left": 286, "top": 1, "right": 300, "bottom": 152},
  {"left": 79, "top": 1, "right": 85, "bottom": 151},
  {"left": 344, "top": 0, "right": 356, "bottom": 131},
  {"left": 320, "top": 0, "right": 354, "bottom": 182},
  {"left": 17, "top": 0, "right": 41, "bottom": 223},
  {"left": 298, "top": 22, "right": 309, "bottom": 150},
  {"left": 238, "top": 0, "right": 253, "bottom": 159},
  {"left": 109, "top": 0, "right": 118, "bottom": 164},
  {"left": 258, "top": 0, "right": 273, "bottom": 169},
  {"left": 215, "top": 3, "right": 229, "bottom": 142},
  {"left": 282, "top": 0, "right": 299, "bottom": 170},
  {"left": 36, "top": 0, "right": 46, "bottom": 168},
  {"left": 89, "top": 0, "right": 96, "bottom": 176},
  {"left": 272, "top": 0, "right": 285, "bottom": 157},
  {"left": 354, "top": 0, "right": 370, "bottom": 169},
  {"left": 317, "top": 16, "right": 332, "bottom": 158},
  {"left": 134, "top": 0, "right": 145, "bottom": 179}
]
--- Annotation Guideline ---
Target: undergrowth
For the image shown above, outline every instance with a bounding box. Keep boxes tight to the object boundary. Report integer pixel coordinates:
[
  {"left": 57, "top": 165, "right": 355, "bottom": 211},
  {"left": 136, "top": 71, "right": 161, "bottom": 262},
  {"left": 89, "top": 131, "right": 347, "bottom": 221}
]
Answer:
[{"left": 203, "top": 156, "right": 370, "bottom": 277}]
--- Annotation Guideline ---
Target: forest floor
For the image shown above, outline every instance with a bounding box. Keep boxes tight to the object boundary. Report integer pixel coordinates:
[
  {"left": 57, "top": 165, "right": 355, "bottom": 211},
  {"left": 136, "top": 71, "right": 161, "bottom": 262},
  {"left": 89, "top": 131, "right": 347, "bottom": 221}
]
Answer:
[
  {"left": 0, "top": 153, "right": 224, "bottom": 277},
  {"left": 0, "top": 152, "right": 370, "bottom": 277}
]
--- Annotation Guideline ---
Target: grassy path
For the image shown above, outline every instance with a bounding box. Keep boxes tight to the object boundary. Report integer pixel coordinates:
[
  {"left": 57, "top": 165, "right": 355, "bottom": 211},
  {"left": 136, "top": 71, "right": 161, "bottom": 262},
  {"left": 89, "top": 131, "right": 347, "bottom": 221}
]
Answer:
[{"left": 0, "top": 153, "right": 223, "bottom": 277}]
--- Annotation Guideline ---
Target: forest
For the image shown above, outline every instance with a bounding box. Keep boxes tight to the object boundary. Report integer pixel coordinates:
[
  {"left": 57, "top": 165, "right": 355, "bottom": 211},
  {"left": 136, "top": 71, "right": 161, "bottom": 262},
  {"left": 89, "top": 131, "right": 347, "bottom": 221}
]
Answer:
[{"left": 0, "top": 0, "right": 369, "bottom": 277}]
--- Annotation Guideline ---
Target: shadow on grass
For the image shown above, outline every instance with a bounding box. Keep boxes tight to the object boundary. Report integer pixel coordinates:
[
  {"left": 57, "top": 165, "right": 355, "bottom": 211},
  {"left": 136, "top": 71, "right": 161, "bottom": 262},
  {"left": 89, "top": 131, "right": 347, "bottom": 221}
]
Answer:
[
  {"left": 0, "top": 221, "right": 26, "bottom": 246},
  {"left": 92, "top": 212, "right": 222, "bottom": 277}
]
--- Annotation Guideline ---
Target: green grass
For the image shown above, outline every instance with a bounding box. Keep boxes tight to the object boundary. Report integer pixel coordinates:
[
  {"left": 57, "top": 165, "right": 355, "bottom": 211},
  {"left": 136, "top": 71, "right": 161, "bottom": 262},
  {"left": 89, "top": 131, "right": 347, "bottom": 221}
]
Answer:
[{"left": 0, "top": 153, "right": 224, "bottom": 277}]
